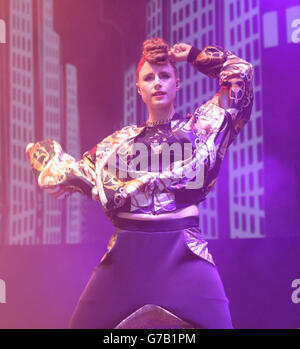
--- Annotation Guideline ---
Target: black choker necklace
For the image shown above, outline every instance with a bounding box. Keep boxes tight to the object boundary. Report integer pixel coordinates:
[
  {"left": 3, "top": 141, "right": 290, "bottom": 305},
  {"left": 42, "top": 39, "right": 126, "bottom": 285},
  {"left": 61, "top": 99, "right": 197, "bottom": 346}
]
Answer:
[{"left": 146, "top": 114, "right": 174, "bottom": 127}]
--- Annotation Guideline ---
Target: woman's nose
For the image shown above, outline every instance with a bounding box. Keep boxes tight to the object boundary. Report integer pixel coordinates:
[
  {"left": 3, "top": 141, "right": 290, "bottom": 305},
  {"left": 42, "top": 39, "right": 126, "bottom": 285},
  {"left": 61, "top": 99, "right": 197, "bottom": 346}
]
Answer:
[{"left": 154, "top": 77, "right": 162, "bottom": 87}]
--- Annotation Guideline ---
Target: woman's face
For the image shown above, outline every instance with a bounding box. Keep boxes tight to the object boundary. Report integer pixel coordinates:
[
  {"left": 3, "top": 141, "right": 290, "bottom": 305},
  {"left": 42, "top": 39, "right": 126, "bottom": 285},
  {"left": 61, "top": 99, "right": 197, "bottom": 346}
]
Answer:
[{"left": 136, "top": 61, "right": 179, "bottom": 110}]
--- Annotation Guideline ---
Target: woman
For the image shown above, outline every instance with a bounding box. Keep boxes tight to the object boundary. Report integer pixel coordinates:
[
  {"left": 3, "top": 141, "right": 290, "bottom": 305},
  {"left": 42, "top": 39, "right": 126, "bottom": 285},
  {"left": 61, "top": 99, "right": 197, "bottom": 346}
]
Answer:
[{"left": 26, "top": 38, "right": 254, "bottom": 329}]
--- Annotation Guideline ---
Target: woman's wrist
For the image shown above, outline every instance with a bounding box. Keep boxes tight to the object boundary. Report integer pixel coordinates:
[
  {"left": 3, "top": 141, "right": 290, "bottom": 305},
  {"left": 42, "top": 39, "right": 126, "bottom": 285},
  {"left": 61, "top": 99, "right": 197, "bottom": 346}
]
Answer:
[{"left": 187, "top": 46, "right": 201, "bottom": 63}]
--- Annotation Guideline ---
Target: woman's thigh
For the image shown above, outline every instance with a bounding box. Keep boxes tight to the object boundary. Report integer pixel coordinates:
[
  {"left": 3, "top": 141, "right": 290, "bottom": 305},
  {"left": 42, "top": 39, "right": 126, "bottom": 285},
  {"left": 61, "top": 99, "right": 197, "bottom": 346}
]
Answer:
[
  {"left": 68, "top": 265, "right": 145, "bottom": 329},
  {"left": 149, "top": 266, "right": 233, "bottom": 329},
  {"left": 145, "top": 234, "right": 233, "bottom": 329}
]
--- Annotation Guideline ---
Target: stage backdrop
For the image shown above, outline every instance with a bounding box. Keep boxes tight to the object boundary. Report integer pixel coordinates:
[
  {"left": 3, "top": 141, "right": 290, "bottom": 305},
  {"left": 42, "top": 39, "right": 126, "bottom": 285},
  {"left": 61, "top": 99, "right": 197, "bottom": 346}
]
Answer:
[{"left": 0, "top": 0, "right": 299, "bottom": 328}]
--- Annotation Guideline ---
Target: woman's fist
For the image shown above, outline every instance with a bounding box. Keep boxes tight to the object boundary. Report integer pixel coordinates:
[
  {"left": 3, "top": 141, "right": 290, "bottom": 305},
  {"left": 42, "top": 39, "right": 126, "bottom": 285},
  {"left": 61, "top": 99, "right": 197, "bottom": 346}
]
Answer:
[
  {"left": 25, "top": 139, "right": 58, "bottom": 176},
  {"left": 168, "top": 43, "right": 192, "bottom": 62}
]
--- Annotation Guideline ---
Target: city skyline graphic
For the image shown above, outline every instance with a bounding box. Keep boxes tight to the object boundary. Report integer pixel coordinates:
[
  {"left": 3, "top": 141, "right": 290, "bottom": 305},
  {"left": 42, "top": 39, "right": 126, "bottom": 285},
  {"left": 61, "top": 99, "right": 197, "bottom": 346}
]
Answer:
[{"left": 0, "top": 0, "right": 82, "bottom": 245}]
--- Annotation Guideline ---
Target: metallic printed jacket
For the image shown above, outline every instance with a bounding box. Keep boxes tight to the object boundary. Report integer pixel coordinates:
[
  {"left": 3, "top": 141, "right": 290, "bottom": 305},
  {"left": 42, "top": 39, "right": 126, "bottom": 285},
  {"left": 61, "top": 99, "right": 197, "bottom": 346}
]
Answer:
[{"left": 26, "top": 45, "right": 254, "bottom": 266}]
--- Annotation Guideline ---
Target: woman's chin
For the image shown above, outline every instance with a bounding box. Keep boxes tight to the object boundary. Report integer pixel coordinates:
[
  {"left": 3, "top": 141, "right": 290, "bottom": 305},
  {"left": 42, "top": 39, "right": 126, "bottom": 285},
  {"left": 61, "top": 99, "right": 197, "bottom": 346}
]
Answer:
[{"left": 150, "top": 100, "right": 172, "bottom": 109}]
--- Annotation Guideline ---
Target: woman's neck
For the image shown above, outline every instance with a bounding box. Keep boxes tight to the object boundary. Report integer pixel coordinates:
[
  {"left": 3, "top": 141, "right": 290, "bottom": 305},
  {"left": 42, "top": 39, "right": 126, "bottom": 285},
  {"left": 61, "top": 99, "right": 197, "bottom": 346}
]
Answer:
[{"left": 147, "top": 105, "right": 175, "bottom": 123}]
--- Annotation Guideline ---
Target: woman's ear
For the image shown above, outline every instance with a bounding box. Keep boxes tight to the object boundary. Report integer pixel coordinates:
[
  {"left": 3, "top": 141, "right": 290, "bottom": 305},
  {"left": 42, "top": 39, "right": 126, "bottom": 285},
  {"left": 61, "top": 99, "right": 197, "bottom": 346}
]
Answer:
[
  {"left": 136, "top": 83, "right": 141, "bottom": 95},
  {"left": 176, "top": 79, "right": 180, "bottom": 90}
]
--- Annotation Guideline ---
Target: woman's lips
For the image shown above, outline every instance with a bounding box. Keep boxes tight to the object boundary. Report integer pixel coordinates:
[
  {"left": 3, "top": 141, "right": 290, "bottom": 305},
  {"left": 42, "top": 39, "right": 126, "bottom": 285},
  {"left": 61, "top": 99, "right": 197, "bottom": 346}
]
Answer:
[{"left": 152, "top": 92, "right": 166, "bottom": 98}]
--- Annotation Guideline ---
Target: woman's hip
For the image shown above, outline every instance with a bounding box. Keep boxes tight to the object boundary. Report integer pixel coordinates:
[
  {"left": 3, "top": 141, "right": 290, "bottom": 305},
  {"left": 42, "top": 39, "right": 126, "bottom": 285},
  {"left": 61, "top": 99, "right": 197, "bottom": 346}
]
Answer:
[{"left": 95, "top": 228, "right": 228, "bottom": 301}]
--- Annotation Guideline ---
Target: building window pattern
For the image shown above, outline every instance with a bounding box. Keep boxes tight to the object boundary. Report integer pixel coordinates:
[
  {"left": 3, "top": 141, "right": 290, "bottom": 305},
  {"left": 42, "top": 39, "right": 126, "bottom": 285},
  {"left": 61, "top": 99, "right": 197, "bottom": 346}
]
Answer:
[
  {"left": 146, "top": 0, "right": 162, "bottom": 38},
  {"left": 123, "top": 65, "right": 137, "bottom": 127},
  {"left": 225, "top": 0, "right": 265, "bottom": 238},
  {"left": 170, "top": 0, "right": 218, "bottom": 240},
  {"left": 65, "top": 64, "right": 82, "bottom": 244},
  {"left": 9, "top": 0, "right": 36, "bottom": 245},
  {"left": 42, "top": 0, "right": 62, "bottom": 244}
]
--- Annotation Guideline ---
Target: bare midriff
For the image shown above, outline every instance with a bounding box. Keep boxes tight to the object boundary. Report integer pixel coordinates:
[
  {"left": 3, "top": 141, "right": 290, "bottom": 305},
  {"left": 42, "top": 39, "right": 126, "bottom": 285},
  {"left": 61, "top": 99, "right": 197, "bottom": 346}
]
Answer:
[{"left": 116, "top": 204, "right": 199, "bottom": 221}]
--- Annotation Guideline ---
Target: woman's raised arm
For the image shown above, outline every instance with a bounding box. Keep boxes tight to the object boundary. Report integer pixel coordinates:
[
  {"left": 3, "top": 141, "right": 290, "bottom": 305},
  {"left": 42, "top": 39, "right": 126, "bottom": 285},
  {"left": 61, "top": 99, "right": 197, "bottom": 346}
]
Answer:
[
  {"left": 25, "top": 139, "right": 99, "bottom": 201},
  {"left": 188, "top": 44, "right": 254, "bottom": 146}
]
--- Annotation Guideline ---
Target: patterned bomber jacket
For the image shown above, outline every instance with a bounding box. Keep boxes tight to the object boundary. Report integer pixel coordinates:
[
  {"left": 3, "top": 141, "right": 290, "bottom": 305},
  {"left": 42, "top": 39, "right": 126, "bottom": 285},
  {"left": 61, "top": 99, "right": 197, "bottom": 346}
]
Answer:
[{"left": 26, "top": 45, "right": 254, "bottom": 266}]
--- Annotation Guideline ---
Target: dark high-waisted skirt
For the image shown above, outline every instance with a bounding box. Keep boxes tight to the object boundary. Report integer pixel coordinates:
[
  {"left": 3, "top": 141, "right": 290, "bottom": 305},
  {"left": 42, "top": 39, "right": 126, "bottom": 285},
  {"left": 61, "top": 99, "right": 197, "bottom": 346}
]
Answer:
[{"left": 68, "top": 221, "right": 233, "bottom": 329}]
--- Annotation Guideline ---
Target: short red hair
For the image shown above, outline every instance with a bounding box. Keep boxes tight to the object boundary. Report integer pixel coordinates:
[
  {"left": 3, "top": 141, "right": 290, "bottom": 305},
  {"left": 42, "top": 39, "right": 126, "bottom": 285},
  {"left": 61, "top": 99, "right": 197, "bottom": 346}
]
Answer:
[{"left": 136, "top": 37, "right": 178, "bottom": 81}]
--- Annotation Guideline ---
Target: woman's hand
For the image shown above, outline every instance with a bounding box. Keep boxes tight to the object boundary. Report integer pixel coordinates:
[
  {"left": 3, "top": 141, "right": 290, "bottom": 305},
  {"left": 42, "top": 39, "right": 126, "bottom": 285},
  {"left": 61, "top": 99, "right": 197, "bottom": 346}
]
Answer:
[
  {"left": 168, "top": 43, "right": 192, "bottom": 62},
  {"left": 25, "top": 139, "right": 57, "bottom": 177}
]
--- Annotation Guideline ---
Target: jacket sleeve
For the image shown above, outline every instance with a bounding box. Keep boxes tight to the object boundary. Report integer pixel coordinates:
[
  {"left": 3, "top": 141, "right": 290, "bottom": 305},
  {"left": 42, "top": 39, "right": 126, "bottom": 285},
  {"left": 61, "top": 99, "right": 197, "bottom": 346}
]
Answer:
[
  {"left": 187, "top": 45, "right": 254, "bottom": 151},
  {"left": 25, "top": 139, "right": 99, "bottom": 200}
]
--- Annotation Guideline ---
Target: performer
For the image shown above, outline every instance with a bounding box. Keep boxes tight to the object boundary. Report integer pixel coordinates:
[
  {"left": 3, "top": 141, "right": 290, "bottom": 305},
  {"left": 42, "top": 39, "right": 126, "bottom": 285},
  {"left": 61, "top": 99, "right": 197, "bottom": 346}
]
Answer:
[{"left": 26, "top": 38, "right": 253, "bottom": 329}]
